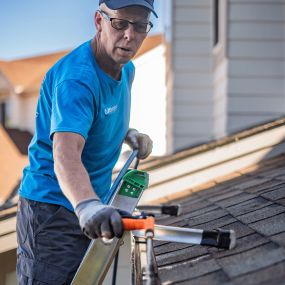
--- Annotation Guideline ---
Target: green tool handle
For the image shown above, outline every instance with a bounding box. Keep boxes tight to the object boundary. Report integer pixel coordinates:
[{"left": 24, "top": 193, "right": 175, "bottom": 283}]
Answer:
[{"left": 106, "top": 150, "right": 139, "bottom": 204}]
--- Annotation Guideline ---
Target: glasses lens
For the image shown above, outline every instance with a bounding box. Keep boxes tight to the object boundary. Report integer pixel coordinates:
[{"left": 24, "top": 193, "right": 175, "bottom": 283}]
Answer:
[
  {"left": 111, "top": 19, "right": 129, "bottom": 30},
  {"left": 134, "top": 22, "right": 150, "bottom": 33}
]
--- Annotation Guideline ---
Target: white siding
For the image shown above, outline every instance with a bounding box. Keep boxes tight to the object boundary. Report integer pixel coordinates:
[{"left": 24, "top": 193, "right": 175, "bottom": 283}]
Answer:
[
  {"left": 228, "top": 42, "right": 284, "bottom": 60},
  {"left": 167, "top": 0, "right": 285, "bottom": 152},
  {"left": 229, "top": 2, "right": 285, "bottom": 22},
  {"left": 227, "top": 0, "right": 285, "bottom": 133},
  {"left": 229, "top": 60, "right": 284, "bottom": 77},
  {"left": 170, "top": 0, "right": 218, "bottom": 152},
  {"left": 0, "top": 73, "right": 11, "bottom": 99},
  {"left": 228, "top": 114, "right": 282, "bottom": 132}
]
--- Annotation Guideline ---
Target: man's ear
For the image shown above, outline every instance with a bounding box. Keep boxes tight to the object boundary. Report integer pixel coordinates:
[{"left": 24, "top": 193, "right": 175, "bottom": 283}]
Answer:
[{"left": 94, "top": 11, "right": 103, "bottom": 32}]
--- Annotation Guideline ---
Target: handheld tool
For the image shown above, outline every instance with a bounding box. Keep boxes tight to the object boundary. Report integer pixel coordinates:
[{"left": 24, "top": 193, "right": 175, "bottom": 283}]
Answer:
[
  {"left": 136, "top": 204, "right": 182, "bottom": 217},
  {"left": 123, "top": 216, "right": 236, "bottom": 250}
]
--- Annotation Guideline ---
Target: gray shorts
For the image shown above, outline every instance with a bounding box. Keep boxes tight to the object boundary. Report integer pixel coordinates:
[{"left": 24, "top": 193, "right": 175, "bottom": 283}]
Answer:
[{"left": 16, "top": 197, "right": 90, "bottom": 284}]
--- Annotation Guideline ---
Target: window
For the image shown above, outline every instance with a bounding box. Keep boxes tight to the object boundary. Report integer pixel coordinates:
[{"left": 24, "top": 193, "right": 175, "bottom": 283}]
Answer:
[
  {"left": 0, "top": 102, "right": 6, "bottom": 127},
  {"left": 213, "top": 0, "right": 220, "bottom": 47}
]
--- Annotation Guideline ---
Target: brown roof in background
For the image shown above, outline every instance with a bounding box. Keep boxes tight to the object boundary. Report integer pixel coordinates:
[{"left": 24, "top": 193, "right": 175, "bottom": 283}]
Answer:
[
  {"left": 0, "top": 125, "right": 28, "bottom": 205},
  {"left": 0, "top": 51, "right": 68, "bottom": 97},
  {"left": 154, "top": 154, "right": 285, "bottom": 284},
  {"left": 0, "top": 34, "right": 163, "bottom": 98},
  {"left": 5, "top": 128, "right": 33, "bottom": 155},
  {"left": 134, "top": 34, "right": 163, "bottom": 59}
]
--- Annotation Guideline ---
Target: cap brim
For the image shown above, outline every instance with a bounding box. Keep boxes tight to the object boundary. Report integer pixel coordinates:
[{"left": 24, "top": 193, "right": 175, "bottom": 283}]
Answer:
[{"left": 104, "top": 0, "right": 158, "bottom": 18}]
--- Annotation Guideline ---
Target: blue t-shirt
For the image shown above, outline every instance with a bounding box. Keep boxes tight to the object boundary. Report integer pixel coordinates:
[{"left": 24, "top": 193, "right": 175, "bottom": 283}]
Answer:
[{"left": 19, "top": 40, "right": 135, "bottom": 211}]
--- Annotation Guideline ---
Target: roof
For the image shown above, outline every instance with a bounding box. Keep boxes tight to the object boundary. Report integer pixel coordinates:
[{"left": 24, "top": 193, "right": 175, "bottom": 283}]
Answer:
[
  {"left": 5, "top": 128, "right": 33, "bottom": 155},
  {"left": 0, "top": 34, "right": 163, "bottom": 97},
  {"left": 0, "top": 125, "right": 28, "bottom": 206},
  {"left": 0, "top": 51, "right": 68, "bottom": 97},
  {"left": 153, "top": 153, "right": 285, "bottom": 284},
  {"left": 134, "top": 34, "right": 163, "bottom": 58},
  {"left": 0, "top": 114, "right": 284, "bottom": 283}
]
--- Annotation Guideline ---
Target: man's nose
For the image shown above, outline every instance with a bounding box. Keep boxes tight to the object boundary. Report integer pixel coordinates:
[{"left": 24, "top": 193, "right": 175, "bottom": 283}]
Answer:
[{"left": 124, "top": 24, "right": 136, "bottom": 41}]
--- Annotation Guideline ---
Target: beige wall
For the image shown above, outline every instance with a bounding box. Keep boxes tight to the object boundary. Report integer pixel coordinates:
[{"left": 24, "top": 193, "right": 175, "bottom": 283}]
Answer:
[
  {"left": 8, "top": 92, "right": 37, "bottom": 133},
  {"left": 132, "top": 45, "right": 167, "bottom": 156}
]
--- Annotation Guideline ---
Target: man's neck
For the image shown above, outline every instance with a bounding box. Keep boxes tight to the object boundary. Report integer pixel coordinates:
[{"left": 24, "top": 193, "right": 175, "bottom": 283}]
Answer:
[{"left": 91, "top": 37, "right": 122, "bottom": 80}]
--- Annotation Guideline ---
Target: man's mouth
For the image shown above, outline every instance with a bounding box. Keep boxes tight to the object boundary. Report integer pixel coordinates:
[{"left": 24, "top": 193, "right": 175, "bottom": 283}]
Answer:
[{"left": 118, "top": 47, "right": 132, "bottom": 53}]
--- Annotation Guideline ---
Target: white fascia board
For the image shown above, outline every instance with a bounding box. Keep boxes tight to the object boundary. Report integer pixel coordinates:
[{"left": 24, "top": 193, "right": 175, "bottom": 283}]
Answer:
[
  {"left": 0, "top": 216, "right": 16, "bottom": 236},
  {"left": 141, "top": 141, "right": 285, "bottom": 204},
  {"left": 148, "top": 125, "right": 285, "bottom": 187},
  {"left": 0, "top": 216, "right": 16, "bottom": 253},
  {"left": 140, "top": 125, "right": 285, "bottom": 203}
]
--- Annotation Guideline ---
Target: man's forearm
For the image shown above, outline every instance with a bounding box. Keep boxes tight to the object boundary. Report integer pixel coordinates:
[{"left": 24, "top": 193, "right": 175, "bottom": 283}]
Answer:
[{"left": 54, "top": 156, "right": 98, "bottom": 209}]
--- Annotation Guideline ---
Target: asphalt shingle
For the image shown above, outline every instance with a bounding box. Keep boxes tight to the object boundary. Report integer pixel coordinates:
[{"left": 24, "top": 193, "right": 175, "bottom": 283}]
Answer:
[
  {"left": 226, "top": 196, "right": 272, "bottom": 216},
  {"left": 270, "top": 232, "right": 285, "bottom": 248},
  {"left": 261, "top": 185, "right": 285, "bottom": 201},
  {"left": 218, "top": 243, "right": 285, "bottom": 278},
  {"left": 237, "top": 204, "right": 285, "bottom": 224},
  {"left": 156, "top": 245, "right": 209, "bottom": 267},
  {"left": 215, "top": 192, "right": 256, "bottom": 208},
  {"left": 249, "top": 213, "right": 285, "bottom": 236},
  {"left": 176, "top": 270, "right": 231, "bottom": 285},
  {"left": 232, "top": 261, "right": 285, "bottom": 285},
  {"left": 155, "top": 154, "right": 285, "bottom": 284},
  {"left": 159, "top": 258, "right": 221, "bottom": 284},
  {"left": 243, "top": 179, "right": 285, "bottom": 195}
]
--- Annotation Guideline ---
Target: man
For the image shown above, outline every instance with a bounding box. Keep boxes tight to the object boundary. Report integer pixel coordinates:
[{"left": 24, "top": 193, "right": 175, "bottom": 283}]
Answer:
[{"left": 16, "top": 0, "right": 157, "bottom": 283}]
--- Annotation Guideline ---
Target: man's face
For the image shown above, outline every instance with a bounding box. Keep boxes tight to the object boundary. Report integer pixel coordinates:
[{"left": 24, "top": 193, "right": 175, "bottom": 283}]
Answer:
[{"left": 96, "top": 6, "right": 150, "bottom": 65}]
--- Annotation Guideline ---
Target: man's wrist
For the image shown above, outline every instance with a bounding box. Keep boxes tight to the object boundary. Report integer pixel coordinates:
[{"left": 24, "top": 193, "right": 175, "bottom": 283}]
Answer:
[{"left": 75, "top": 198, "right": 102, "bottom": 217}]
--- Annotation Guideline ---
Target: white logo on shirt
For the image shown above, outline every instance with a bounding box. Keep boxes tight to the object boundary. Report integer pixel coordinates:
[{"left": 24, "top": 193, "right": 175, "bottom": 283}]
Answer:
[{"left": 104, "top": 105, "right": 118, "bottom": 115}]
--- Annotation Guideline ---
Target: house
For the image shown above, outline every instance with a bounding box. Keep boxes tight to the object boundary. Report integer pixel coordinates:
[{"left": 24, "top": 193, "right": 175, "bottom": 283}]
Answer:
[
  {"left": 1, "top": 1, "right": 285, "bottom": 157},
  {"left": 0, "top": 51, "right": 68, "bottom": 133},
  {"left": 162, "top": 0, "right": 285, "bottom": 152}
]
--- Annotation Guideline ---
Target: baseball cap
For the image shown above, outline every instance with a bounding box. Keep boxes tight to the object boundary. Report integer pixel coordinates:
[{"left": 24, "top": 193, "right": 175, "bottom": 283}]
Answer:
[{"left": 99, "top": 0, "right": 158, "bottom": 18}]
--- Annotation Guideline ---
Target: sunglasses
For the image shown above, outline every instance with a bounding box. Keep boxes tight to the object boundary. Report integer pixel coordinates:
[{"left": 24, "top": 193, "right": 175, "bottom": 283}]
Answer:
[{"left": 99, "top": 10, "right": 153, "bottom": 34}]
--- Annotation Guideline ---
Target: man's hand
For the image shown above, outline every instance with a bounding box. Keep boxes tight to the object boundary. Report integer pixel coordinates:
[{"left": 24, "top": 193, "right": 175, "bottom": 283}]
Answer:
[
  {"left": 75, "top": 198, "right": 124, "bottom": 239},
  {"left": 125, "top": 129, "right": 153, "bottom": 159}
]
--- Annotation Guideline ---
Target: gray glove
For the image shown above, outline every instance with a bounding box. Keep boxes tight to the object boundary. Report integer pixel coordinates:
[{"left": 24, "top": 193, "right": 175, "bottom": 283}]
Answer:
[
  {"left": 75, "top": 198, "right": 124, "bottom": 240},
  {"left": 125, "top": 129, "right": 153, "bottom": 159}
]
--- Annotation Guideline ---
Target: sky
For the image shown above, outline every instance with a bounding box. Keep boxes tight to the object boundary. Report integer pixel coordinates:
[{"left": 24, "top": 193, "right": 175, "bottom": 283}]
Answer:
[{"left": 0, "top": 0, "right": 163, "bottom": 60}]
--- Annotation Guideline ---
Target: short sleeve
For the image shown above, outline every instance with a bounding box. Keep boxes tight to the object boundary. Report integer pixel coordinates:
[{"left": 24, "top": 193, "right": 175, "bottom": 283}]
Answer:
[
  {"left": 50, "top": 80, "right": 95, "bottom": 140},
  {"left": 129, "top": 61, "right": 135, "bottom": 85}
]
